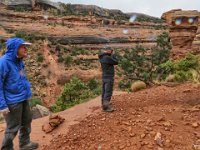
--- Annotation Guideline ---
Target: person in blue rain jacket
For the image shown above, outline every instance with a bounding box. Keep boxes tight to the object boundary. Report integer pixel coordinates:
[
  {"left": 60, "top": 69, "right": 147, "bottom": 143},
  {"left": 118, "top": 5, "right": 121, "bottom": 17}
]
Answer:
[{"left": 0, "top": 38, "right": 39, "bottom": 150}]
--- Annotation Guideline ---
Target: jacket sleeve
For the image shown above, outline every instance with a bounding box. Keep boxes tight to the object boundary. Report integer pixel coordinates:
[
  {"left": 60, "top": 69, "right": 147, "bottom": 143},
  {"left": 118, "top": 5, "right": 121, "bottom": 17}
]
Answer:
[
  {"left": 0, "top": 63, "right": 8, "bottom": 110},
  {"left": 104, "top": 55, "right": 118, "bottom": 65}
]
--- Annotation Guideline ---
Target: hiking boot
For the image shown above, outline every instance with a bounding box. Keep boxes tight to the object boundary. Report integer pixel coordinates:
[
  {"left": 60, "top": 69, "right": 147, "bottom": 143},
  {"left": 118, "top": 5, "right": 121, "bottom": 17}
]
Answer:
[
  {"left": 19, "top": 141, "right": 39, "bottom": 150},
  {"left": 102, "top": 100, "right": 114, "bottom": 112},
  {"left": 102, "top": 105, "right": 114, "bottom": 112}
]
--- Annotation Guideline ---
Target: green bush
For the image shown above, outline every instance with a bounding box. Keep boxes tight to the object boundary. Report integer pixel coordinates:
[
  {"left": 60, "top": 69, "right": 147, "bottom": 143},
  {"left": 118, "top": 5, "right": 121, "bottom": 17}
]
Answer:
[
  {"left": 160, "top": 54, "right": 200, "bottom": 83},
  {"left": 51, "top": 77, "right": 101, "bottom": 112},
  {"left": 75, "top": 59, "right": 81, "bottom": 65},
  {"left": 176, "top": 54, "right": 199, "bottom": 71},
  {"left": 118, "top": 79, "right": 132, "bottom": 90},
  {"left": 71, "top": 49, "right": 79, "bottom": 56},
  {"left": 80, "top": 49, "right": 89, "bottom": 55},
  {"left": 64, "top": 55, "right": 73, "bottom": 66},
  {"left": 57, "top": 56, "right": 64, "bottom": 63},
  {"left": 29, "top": 97, "right": 42, "bottom": 108},
  {"left": 174, "top": 71, "right": 193, "bottom": 83},
  {"left": 87, "top": 78, "right": 99, "bottom": 90},
  {"left": 119, "top": 32, "right": 171, "bottom": 85},
  {"left": 37, "top": 54, "right": 44, "bottom": 62}
]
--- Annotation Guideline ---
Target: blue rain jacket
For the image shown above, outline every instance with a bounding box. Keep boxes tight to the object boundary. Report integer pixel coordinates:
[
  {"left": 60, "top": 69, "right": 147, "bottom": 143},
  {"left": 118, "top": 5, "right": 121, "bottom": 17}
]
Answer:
[{"left": 0, "top": 38, "right": 32, "bottom": 110}]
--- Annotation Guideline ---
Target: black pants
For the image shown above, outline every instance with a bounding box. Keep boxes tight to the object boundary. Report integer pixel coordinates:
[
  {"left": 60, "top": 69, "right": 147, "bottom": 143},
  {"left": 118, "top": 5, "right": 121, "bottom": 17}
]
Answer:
[
  {"left": 1, "top": 100, "right": 32, "bottom": 150},
  {"left": 102, "top": 78, "right": 114, "bottom": 103}
]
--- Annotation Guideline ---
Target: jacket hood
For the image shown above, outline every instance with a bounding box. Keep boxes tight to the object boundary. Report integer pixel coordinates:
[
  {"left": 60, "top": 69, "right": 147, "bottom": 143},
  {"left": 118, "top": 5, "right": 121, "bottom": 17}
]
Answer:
[{"left": 5, "top": 38, "right": 25, "bottom": 61}]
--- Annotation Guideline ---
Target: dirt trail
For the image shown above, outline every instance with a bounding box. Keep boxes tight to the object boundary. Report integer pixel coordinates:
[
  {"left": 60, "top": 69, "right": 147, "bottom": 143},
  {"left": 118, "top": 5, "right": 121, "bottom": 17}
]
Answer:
[{"left": 0, "top": 91, "right": 126, "bottom": 150}]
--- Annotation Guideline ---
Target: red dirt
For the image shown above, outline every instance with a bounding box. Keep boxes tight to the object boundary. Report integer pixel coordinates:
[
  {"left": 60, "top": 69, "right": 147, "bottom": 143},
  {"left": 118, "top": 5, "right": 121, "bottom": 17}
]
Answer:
[
  {"left": 0, "top": 91, "right": 125, "bottom": 150},
  {"left": 42, "top": 83, "right": 200, "bottom": 150}
]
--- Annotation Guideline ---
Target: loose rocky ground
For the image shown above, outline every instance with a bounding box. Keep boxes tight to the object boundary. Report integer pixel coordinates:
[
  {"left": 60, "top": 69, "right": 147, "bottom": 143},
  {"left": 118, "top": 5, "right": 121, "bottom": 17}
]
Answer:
[{"left": 43, "top": 83, "right": 200, "bottom": 150}]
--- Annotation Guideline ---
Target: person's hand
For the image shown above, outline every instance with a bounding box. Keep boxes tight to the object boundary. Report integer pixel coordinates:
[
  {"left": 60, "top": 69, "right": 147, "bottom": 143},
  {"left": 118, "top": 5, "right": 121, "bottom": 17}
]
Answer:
[{"left": 0, "top": 108, "right": 10, "bottom": 115}]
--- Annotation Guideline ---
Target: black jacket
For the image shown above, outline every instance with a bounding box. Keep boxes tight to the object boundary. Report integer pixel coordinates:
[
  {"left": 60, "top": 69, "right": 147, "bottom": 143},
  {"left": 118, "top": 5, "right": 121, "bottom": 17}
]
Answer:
[{"left": 98, "top": 53, "right": 118, "bottom": 79}]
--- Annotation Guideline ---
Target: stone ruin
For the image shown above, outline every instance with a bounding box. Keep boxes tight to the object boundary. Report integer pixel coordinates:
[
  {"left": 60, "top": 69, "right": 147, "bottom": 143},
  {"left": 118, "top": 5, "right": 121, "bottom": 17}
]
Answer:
[{"left": 162, "top": 9, "right": 200, "bottom": 58}]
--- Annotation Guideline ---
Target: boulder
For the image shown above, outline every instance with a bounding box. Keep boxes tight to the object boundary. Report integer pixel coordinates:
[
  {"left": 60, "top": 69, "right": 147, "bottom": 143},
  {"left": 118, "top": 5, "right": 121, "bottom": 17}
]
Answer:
[
  {"left": 36, "top": 104, "right": 50, "bottom": 117},
  {"left": 42, "top": 114, "right": 65, "bottom": 133},
  {"left": 32, "top": 107, "right": 42, "bottom": 119},
  {"left": 31, "top": 105, "right": 50, "bottom": 119}
]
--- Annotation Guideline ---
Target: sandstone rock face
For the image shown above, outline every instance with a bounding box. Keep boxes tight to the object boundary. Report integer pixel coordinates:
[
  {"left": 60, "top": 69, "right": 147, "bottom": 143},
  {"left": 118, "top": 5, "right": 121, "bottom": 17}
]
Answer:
[
  {"left": 162, "top": 9, "right": 200, "bottom": 57},
  {"left": 0, "top": 0, "right": 60, "bottom": 10},
  {"left": 0, "top": 0, "right": 31, "bottom": 6},
  {"left": 37, "top": 0, "right": 60, "bottom": 10}
]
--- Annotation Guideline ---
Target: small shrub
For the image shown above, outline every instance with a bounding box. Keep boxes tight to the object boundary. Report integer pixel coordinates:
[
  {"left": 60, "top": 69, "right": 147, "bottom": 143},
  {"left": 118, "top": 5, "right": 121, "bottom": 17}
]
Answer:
[
  {"left": 118, "top": 79, "right": 131, "bottom": 90},
  {"left": 131, "top": 81, "right": 146, "bottom": 92},
  {"left": 15, "top": 31, "right": 27, "bottom": 39},
  {"left": 29, "top": 97, "right": 42, "bottom": 108},
  {"left": 64, "top": 55, "right": 73, "bottom": 66},
  {"left": 51, "top": 77, "right": 101, "bottom": 112},
  {"left": 176, "top": 54, "right": 199, "bottom": 71},
  {"left": 174, "top": 71, "right": 193, "bottom": 83},
  {"left": 75, "top": 59, "right": 81, "bottom": 65},
  {"left": 71, "top": 49, "right": 79, "bottom": 56},
  {"left": 79, "top": 49, "right": 89, "bottom": 55},
  {"left": 87, "top": 78, "right": 99, "bottom": 90},
  {"left": 37, "top": 54, "right": 44, "bottom": 62},
  {"left": 57, "top": 56, "right": 64, "bottom": 63}
]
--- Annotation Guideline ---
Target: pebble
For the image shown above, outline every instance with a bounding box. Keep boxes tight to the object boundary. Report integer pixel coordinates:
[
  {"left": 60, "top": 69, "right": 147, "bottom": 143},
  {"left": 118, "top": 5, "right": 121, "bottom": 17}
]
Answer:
[
  {"left": 192, "top": 122, "right": 199, "bottom": 128},
  {"left": 140, "top": 133, "right": 146, "bottom": 139}
]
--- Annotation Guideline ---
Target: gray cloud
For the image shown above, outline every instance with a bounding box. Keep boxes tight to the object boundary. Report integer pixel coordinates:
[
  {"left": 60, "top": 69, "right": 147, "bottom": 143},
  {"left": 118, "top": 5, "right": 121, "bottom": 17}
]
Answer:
[{"left": 52, "top": 0, "right": 200, "bottom": 17}]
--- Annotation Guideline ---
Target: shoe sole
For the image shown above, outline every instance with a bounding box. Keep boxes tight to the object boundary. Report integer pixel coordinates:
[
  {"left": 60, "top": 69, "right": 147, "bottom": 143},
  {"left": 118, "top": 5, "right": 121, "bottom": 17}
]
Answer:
[
  {"left": 20, "top": 146, "right": 38, "bottom": 150},
  {"left": 102, "top": 109, "right": 114, "bottom": 112}
]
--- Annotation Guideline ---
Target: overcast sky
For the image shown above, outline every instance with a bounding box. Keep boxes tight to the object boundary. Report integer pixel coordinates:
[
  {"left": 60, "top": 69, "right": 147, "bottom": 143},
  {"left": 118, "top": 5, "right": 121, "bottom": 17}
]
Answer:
[{"left": 51, "top": 0, "right": 200, "bottom": 18}]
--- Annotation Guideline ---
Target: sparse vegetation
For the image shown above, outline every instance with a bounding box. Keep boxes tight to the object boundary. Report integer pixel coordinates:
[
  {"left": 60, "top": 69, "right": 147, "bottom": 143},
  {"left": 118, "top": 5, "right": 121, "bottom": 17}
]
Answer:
[
  {"left": 15, "top": 31, "right": 45, "bottom": 42},
  {"left": 13, "top": 6, "right": 30, "bottom": 12},
  {"left": 136, "top": 15, "right": 164, "bottom": 23}
]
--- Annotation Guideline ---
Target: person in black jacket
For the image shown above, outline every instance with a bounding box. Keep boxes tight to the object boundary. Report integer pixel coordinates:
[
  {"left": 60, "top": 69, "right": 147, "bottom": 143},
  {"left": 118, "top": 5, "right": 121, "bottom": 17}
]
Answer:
[{"left": 98, "top": 46, "right": 118, "bottom": 112}]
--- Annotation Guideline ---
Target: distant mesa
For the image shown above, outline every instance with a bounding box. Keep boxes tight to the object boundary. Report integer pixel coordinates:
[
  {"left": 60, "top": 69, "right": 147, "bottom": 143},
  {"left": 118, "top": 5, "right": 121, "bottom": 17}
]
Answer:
[{"left": 0, "top": 0, "right": 163, "bottom": 24}]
